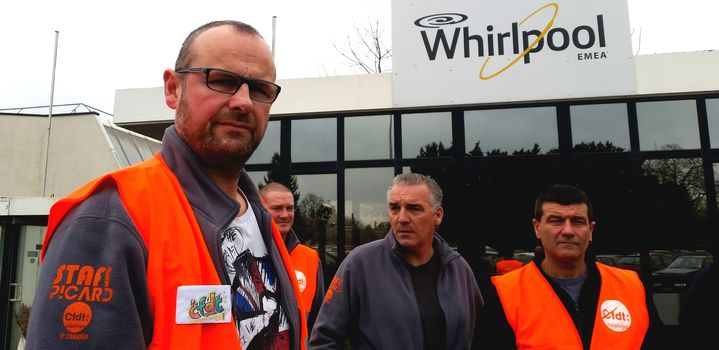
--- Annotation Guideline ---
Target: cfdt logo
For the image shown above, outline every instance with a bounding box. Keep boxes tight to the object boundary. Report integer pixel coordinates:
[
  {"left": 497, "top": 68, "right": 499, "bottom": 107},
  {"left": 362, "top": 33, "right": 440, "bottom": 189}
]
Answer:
[
  {"left": 189, "top": 291, "right": 226, "bottom": 320},
  {"left": 295, "top": 270, "right": 307, "bottom": 292},
  {"left": 600, "top": 299, "right": 632, "bottom": 332},
  {"left": 414, "top": 3, "right": 609, "bottom": 80}
]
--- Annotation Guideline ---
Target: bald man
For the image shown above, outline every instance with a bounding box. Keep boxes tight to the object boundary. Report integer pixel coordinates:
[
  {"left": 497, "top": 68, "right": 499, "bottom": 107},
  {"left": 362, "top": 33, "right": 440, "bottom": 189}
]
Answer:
[
  {"left": 28, "top": 21, "right": 307, "bottom": 349},
  {"left": 261, "top": 182, "right": 325, "bottom": 334}
]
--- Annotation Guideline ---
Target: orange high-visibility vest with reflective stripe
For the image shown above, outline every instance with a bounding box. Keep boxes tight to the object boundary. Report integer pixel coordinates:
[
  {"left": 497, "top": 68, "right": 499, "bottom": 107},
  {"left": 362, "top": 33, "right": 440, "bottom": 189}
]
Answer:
[
  {"left": 289, "top": 245, "right": 319, "bottom": 314},
  {"left": 42, "top": 154, "right": 308, "bottom": 350},
  {"left": 492, "top": 261, "right": 648, "bottom": 349}
]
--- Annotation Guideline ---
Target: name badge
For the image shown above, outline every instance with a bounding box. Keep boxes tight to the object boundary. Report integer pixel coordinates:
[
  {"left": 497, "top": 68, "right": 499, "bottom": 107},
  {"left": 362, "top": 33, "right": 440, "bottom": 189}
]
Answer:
[{"left": 176, "top": 285, "right": 232, "bottom": 324}]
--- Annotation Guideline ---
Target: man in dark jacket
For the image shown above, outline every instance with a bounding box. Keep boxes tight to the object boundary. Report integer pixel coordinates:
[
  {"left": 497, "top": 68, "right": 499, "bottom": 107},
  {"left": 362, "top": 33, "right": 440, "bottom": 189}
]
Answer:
[
  {"left": 310, "top": 173, "right": 482, "bottom": 349},
  {"left": 478, "top": 184, "right": 663, "bottom": 349}
]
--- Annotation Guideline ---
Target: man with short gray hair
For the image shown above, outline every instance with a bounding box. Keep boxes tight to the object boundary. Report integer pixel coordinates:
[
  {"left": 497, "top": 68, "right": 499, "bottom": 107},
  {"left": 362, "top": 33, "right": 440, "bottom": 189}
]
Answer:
[{"left": 310, "top": 173, "right": 482, "bottom": 349}]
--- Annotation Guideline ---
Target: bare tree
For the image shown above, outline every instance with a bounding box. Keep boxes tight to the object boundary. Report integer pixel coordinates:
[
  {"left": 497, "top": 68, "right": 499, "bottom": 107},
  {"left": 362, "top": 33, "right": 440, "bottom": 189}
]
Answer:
[
  {"left": 333, "top": 19, "right": 392, "bottom": 74},
  {"left": 642, "top": 144, "right": 706, "bottom": 211}
]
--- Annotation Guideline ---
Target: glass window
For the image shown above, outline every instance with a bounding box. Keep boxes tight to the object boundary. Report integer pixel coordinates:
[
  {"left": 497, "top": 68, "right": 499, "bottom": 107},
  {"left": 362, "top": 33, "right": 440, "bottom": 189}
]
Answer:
[
  {"left": 12, "top": 225, "right": 45, "bottom": 347},
  {"left": 707, "top": 99, "right": 719, "bottom": 149},
  {"left": 345, "top": 168, "right": 394, "bottom": 248},
  {"left": 245, "top": 171, "right": 266, "bottom": 189},
  {"left": 247, "top": 120, "right": 280, "bottom": 164},
  {"left": 570, "top": 159, "right": 634, "bottom": 251},
  {"left": 0, "top": 224, "right": 4, "bottom": 277},
  {"left": 294, "top": 174, "right": 338, "bottom": 285},
  {"left": 292, "top": 118, "right": 336, "bottom": 162},
  {"left": 640, "top": 158, "right": 707, "bottom": 247},
  {"left": 714, "top": 163, "right": 719, "bottom": 210},
  {"left": 570, "top": 103, "right": 630, "bottom": 152},
  {"left": 636, "top": 100, "right": 700, "bottom": 151},
  {"left": 402, "top": 112, "right": 452, "bottom": 158},
  {"left": 465, "top": 107, "right": 558, "bottom": 156},
  {"left": 345, "top": 115, "right": 394, "bottom": 160}
]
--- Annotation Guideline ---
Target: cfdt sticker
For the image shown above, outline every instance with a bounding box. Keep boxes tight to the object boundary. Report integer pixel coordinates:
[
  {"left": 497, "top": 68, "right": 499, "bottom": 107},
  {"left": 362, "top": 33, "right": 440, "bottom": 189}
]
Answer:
[
  {"left": 176, "top": 285, "right": 231, "bottom": 324},
  {"left": 295, "top": 270, "right": 307, "bottom": 293},
  {"left": 600, "top": 299, "right": 632, "bottom": 332}
]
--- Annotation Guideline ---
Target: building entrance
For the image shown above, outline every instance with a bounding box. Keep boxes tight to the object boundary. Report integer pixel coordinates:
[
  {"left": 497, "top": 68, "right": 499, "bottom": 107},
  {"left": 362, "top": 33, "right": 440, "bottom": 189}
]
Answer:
[{"left": 0, "top": 220, "right": 44, "bottom": 350}]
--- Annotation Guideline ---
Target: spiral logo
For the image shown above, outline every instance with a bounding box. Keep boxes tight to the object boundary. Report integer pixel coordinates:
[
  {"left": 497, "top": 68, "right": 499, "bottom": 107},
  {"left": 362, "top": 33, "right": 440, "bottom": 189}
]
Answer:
[{"left": 414, "top": 13, "right": 468, "bottom": 28}]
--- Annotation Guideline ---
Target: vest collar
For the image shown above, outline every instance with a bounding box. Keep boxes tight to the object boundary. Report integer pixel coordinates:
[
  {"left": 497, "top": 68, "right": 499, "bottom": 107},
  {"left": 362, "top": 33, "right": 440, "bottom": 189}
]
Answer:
[
  {"left": 159, "top": 126, "right": 241, "bottom": 227},
  {"left": 284, "top": 229, "right": 301, "bottom": 252}
]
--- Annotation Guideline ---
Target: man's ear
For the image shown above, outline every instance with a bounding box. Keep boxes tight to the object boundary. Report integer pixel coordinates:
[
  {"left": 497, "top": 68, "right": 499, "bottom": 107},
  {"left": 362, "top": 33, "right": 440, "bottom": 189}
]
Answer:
[
  {"left": 163, "top": 69, "right": 180, "bottom": 110},
  {"left": 434, "top": 207, "right": 444, "bottom": 227},
  {"left": 533, "top": 218, "right": 541, "bottom": 239}
]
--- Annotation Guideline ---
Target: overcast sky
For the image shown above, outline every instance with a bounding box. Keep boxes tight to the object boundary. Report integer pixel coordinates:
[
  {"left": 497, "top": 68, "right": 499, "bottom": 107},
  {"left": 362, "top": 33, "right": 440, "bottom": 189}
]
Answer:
[{"left": 0, "top": 0, "right": 717, "bottom": 114}]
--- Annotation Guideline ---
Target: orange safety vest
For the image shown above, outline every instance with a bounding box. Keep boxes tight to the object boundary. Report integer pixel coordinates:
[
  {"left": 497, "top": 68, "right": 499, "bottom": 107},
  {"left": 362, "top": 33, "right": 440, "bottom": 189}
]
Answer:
[
  {"left": 492, "top": 262, "right": 648, "bottom": 350},
  {"left": 496, "top": 259, "right": 523, "bottom": 275},
  {"left": 41, "top": 154, "right": 308, "bottom": 350},
  {"left": 289, "top": 245, "right": 319, "bottom": 316}
]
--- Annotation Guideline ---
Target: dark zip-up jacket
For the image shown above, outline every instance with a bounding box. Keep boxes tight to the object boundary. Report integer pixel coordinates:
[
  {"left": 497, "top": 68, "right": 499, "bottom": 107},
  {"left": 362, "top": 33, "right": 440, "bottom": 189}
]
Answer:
[
  {"left": 26, "top": 126, "right": 304, "bottom": 349},
  {"left": 310, "top": 232, "right": 483, "bottom": 349}
]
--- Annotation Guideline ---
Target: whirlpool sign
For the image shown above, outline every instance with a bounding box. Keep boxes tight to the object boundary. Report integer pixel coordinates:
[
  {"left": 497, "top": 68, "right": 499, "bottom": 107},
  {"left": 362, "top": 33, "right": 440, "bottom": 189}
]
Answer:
[{"left": 392, "top": 0, "right": 636, "bottom": 107}]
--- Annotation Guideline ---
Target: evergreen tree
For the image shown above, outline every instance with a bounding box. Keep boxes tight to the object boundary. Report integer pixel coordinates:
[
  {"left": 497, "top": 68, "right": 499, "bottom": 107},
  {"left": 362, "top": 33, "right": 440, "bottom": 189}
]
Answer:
[{"left": 258, "top": 152, "right": 301, "bottom": 203}]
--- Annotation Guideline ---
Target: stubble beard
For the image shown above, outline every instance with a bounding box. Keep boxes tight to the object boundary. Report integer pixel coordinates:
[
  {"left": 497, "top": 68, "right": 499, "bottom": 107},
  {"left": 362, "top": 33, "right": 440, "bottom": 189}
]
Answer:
[{"left": 175, "top": 96, "right": 262, "bottom": 174}]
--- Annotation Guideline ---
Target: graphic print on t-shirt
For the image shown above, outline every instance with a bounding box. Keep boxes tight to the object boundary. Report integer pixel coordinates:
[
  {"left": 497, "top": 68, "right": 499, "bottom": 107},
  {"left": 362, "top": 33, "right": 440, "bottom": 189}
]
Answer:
[{"left": 221, "top": 209, "right": 289, "bottom": 349}]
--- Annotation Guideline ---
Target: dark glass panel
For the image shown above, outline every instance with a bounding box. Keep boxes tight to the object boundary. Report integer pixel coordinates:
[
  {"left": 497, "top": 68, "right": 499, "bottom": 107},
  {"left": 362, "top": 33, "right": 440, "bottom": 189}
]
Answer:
[
  {"left": 707, "top": 99, "right": 719, "bottom": 148},
  {"left": 402, "top": 112, "right": 452, "bottom": 158},
  {"left": 637, "top": 100, "right": 700, "bottom": 151},
  {"left": 345, "top": 115, "right": 393, "bottom": 160},
  {"left": 247, "top": 120, "right": 280, "bottom": 164},
  {"left": 570, "top": 103, "right": 630, "bottom": 152},
  {"left": 344, "top": 168, "right": 394, "bottom": 248},
  {"left": 292, "top": 118, "right": 337, "bottom": 162},
  {"left": 294, "top": 174, "right": 338, "bottom": 285},
  {"left": 465, "top": 107, "right": 557, "bottom": 156}
]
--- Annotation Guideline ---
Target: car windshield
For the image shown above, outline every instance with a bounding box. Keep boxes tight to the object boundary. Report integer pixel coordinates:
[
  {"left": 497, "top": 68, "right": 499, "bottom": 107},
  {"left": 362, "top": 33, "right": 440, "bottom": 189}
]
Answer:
[
  {"left": 619, "top": 257, "right": 639, "bottom": 265},
  {"left": 667, "top": 256, "right": 711, "bottom": 269}
]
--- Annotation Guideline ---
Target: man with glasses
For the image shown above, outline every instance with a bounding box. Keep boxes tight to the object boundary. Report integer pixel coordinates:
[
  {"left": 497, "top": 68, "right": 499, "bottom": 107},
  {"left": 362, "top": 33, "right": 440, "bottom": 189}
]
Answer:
[{"left": 27, "top": 21, "right": 307, "bottom": 350}]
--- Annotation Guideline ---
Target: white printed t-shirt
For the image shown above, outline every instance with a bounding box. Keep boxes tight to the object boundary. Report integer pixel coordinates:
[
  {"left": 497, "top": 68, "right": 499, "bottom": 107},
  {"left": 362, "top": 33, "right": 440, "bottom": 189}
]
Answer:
[{"left": 221, "top": 199, "right": 290, "bottom": 349}]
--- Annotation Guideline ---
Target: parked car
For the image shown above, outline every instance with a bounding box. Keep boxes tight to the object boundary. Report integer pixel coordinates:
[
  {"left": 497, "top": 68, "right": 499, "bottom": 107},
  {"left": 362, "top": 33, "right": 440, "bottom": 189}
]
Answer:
[
  {"left": 616, "top": 253, "right": 673, "bottom": 272},
  {"left": 595, "top": 254, "right": 622, "bottom": 266},
  {"left": 513, "top": 251, "right": 535, "bottom": 265},
  {"left": 652, "top": 255, "right": 714, "bottom": 293}
]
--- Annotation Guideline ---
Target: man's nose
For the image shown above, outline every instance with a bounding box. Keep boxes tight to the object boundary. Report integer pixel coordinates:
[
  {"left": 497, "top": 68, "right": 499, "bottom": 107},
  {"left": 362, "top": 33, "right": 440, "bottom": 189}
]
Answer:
[
  {"left": 398, "top": 208, "right": 410, "bottom": 222},
  {"left": 560, "top": 219, "right": 575, "bottom": 234},
  {"left": 228, "top": 83, "right": 254, "bottom": 112}
]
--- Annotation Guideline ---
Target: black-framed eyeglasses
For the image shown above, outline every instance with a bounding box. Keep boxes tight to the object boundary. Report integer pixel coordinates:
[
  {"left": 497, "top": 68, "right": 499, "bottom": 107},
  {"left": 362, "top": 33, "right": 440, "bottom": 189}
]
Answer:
[{"left": 175, "top": 67, "right": 281, "bottom": 103}]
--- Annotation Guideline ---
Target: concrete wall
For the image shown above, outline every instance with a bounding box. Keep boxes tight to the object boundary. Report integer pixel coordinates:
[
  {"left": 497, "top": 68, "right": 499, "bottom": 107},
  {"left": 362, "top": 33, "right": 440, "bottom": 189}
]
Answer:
[
  {"left": 0, "top": 116, "right": 47, "bottom": 197},
  {"left": 114, "top": 87, "right": 172, "bottom": 124},
  {"left": 113, "top": 51, "right": 719, "bottom": 127},
  {"left": 635, "top": 50, "right": 719, "bottom": 95},
  {"left": 45, "top": 115, "right": 119, "bottom": 197},
  {"left": 269, "top": 73, "right": 392, "bottom": 115},
  {"left": 113, "top": 73, "right": 393, "bottom": 125},
  {"left": 0, "top": 114, "right": 119, "bottom": 198}
]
